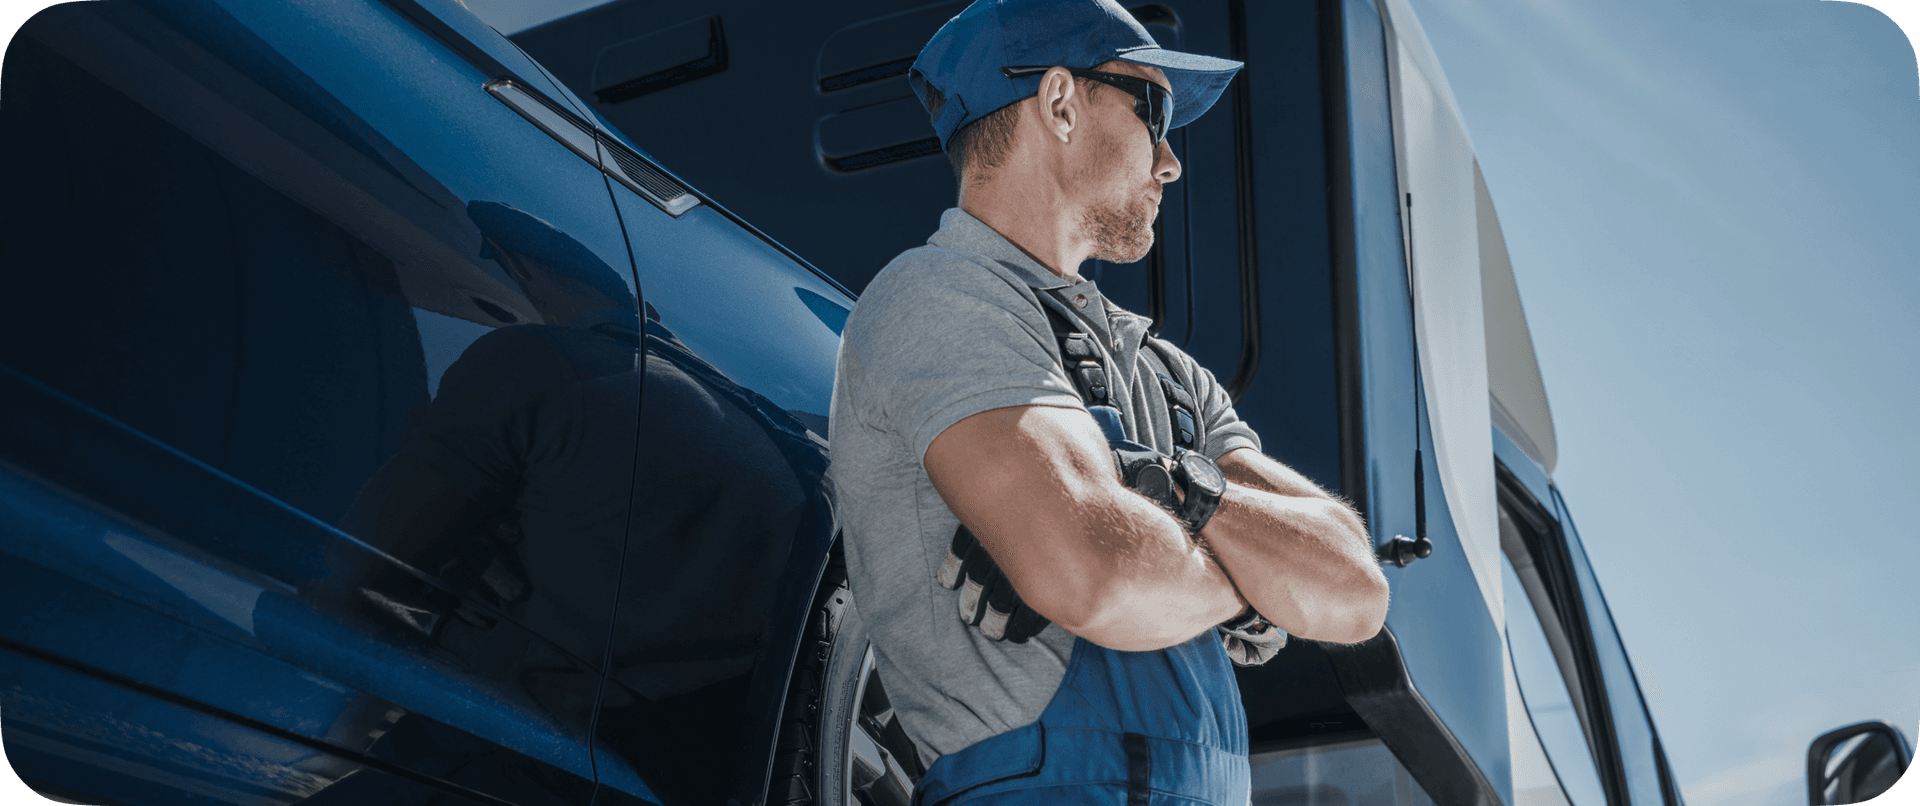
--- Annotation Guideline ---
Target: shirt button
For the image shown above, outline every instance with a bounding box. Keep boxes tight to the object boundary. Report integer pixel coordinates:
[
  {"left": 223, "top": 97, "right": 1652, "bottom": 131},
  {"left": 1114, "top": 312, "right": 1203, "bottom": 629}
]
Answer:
[{"left": 1072, "top": 294, "right": 1088, "bottom": 308}]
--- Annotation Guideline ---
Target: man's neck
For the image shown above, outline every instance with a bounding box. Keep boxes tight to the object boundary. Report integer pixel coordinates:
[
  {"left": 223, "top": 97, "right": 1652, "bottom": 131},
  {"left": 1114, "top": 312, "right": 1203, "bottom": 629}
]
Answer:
[{"left": 959, "top": 184, "right": 1090, "bottom": 281}]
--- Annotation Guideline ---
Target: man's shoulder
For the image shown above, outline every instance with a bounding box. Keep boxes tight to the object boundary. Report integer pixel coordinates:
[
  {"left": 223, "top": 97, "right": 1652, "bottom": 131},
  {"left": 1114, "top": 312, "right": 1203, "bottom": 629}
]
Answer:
[
  {"left": 846, "top": 244, "right": 1044, "bottom": 344},
  {"left": 864, "top": 243, "right": 1027, "bottom": 303}
]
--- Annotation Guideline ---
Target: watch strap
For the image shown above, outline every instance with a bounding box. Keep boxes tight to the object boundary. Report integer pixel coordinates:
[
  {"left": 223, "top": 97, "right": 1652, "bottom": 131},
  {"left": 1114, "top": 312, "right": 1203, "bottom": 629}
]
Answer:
[
  {"left": 1170, "top": 448, "right": 1224, "bottom": 533},
  {"left": 1112, "top": 442, "right": 1178, "bottom": 511}
]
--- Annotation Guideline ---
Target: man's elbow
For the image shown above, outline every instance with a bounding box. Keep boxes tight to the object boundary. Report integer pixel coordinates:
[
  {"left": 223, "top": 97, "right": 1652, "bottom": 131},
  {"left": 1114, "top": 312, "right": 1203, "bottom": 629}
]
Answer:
[
  {"left": 1015, "top": 564, "right": 1119, "bottom": 642},
  {"left": 1303, "top": 572, "right": 1391, "bottom": 645},
  {"left": 1037, "top": 576, "right": 1202, "bottom": 652}
]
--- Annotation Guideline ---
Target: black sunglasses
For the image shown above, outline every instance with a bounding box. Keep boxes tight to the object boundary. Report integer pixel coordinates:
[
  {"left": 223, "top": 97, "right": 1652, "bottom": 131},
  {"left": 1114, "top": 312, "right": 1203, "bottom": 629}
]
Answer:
[{"left": 1000, "top": 65, "right": 1173, "bottom": 146}]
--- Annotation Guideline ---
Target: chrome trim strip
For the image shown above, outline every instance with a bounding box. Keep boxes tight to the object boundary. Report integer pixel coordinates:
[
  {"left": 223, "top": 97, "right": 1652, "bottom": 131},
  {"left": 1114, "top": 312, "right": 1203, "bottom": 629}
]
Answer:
[
  {"left": 485, "top": 78, "right": 597, "bottom": 164},
  {"left": 485, "top": 79, "right": 699, "bottom": 217}
]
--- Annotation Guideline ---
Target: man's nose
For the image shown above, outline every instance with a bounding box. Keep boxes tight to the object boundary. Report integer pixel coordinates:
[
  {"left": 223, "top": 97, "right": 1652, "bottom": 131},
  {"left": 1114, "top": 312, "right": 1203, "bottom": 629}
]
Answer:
[{"left": 1154, "top": 138, "right": 1182, "bottom": 184}]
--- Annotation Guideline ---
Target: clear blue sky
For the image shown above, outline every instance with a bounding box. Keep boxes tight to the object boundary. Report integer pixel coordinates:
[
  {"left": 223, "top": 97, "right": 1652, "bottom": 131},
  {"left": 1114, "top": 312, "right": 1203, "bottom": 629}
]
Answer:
[
  {"left": 1397, "top": 0, "right": 1920, "bottom": 802},
  {"left": 0, "top": 1, "right": 1913, "bottom": 806}
]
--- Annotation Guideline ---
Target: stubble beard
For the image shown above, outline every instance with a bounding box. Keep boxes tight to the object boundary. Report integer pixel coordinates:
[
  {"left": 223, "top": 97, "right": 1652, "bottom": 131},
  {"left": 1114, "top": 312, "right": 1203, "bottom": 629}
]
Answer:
[{"left": 1082, "top": 192, "right": 1158, "bottom": 264}]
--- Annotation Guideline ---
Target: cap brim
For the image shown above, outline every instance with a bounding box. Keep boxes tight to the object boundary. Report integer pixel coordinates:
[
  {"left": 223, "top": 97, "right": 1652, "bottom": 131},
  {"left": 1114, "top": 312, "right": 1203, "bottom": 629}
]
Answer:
[{"left": 1117, "top": 47, "right": 1243, "bottom": 130}]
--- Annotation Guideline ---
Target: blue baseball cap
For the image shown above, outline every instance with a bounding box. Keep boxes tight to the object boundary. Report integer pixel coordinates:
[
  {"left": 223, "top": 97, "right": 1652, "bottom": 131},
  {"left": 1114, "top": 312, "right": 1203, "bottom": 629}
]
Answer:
[{"left": 909, "top": 0, "right": 1243, "bottom": 151}]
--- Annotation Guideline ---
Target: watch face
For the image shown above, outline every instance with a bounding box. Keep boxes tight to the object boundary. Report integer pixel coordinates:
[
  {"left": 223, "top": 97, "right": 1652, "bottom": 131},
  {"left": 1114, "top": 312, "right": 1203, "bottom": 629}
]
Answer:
[
  {"left": 1136, "top": 464, "right": 1176, "bottom": 506},
  {"left": 1180, "top": 452, "right": 1226, "bottom": 495}
]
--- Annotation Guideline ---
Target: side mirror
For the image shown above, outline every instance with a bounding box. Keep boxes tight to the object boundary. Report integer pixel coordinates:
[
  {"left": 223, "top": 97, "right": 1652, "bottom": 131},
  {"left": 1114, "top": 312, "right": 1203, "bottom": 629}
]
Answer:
[{"left": 1807, "top": 720, "right": 1911, "bottom": 805}]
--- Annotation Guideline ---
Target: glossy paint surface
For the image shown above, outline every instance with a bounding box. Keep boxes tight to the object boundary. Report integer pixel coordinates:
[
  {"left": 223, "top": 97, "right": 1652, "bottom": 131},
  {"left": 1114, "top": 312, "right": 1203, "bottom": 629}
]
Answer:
[
  {"left": 586, "top": 178, "right": 846, "bottom": 806},
  {"left": 0, "top": 0, "right": 653, "bottom": 801},
  {"left": 508, "top": 0, "right": 1265, "bottom": 404}
]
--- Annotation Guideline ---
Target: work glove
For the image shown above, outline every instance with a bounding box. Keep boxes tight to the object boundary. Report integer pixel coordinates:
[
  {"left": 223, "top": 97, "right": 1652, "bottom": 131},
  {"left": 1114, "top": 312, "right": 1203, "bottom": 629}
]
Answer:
[
  {"left": 937, "top": 524, "right": 1052, "bottom": 643},
  {"left": 1219, "top": 608, "right": 1287, "bottom": 666}
]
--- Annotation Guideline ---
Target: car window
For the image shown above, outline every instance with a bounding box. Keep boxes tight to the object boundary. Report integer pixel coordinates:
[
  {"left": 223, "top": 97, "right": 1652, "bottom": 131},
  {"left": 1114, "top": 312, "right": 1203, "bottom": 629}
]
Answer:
[{"left": 1508, "top": 650, "right": 1578, "bottom": 806}]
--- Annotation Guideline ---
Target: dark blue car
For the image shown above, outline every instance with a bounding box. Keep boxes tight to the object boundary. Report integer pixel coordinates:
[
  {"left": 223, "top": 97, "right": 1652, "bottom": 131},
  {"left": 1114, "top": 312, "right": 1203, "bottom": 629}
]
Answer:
[{"left": 1, "top": 1, "right": 851, "bottom": 804}]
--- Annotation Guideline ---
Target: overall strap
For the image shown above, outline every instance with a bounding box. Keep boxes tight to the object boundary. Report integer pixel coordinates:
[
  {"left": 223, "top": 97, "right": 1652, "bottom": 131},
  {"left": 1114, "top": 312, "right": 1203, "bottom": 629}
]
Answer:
[
  {"left": 1143, "top": 337, "right": 1206, "bottom": 452},
  {"left": 1041, "top": 303, "right": 1111, "bottom": 408},
  {"left": 1042, "top": 299, "right": 1210, "bottom": 452}
]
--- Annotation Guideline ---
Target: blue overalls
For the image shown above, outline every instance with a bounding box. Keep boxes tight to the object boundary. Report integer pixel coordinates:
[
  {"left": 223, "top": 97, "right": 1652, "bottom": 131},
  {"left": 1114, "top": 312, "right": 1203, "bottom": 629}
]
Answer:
[{"left": 912, "top": 632, "right": 1250, "bottom": 805}]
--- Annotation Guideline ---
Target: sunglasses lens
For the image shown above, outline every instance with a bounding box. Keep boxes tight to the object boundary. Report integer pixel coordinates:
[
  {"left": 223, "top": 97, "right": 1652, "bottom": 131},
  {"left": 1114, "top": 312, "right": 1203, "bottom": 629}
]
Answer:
[{"left": 1150, "top": 87, "right": 1171, "bottom": 144}]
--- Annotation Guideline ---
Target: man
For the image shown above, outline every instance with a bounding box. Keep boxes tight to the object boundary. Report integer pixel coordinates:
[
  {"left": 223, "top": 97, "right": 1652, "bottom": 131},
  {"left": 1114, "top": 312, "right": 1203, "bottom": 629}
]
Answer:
[{"left": 826, "top": 0, "right": 1391, "bottom": 802}]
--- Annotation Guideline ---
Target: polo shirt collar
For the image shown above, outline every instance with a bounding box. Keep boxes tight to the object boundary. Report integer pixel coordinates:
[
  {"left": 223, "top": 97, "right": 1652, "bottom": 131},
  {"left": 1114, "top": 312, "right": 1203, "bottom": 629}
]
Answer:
[{"left": 928, "top": 208, "right": 1075, "bottom": 291}]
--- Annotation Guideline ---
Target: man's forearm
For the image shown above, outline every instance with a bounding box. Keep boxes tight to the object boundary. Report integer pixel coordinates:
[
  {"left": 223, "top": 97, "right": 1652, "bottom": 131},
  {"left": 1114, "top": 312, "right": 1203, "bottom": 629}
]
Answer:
[
  {"left": 1039, "top": 484, "right": 1247, "bottom": 651},
  {"left": 1199, "top": 483, "right": 1389, "bottom": 644}
]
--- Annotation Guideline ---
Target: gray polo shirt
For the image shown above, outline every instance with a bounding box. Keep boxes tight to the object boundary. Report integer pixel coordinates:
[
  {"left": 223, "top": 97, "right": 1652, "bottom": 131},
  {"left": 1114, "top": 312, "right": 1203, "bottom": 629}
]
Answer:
[{"left": 826, "top": 208, "right": 1261, "bottom": 765}]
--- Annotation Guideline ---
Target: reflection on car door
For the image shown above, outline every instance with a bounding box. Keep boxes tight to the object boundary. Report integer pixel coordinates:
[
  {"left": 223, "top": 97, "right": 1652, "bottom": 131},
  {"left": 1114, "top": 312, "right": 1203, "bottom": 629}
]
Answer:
[
  {"left": 0, "top": 1, "right": 643, "bottom": 803},
  {"left": 583, "top": 156, "right": 848, "bottom": 806}
]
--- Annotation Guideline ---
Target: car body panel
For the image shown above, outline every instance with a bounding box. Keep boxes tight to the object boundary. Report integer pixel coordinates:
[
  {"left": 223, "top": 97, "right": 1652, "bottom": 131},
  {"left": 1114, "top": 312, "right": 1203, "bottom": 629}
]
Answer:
[{"left": 0, "top": 0, "right": 657, "bottom": 801}]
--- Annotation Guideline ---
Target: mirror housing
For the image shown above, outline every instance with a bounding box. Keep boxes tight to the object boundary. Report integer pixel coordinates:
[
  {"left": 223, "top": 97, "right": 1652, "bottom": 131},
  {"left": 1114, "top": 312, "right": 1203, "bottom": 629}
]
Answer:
[{"left": 1807, "top": 720, "right": 1911, "bottom": 805}]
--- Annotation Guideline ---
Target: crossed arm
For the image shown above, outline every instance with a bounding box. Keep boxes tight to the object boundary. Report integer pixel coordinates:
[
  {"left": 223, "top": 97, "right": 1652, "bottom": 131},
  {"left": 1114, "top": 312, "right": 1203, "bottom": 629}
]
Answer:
[{"left": 924, "top": 404, "right": 1390, "bottom": 650}]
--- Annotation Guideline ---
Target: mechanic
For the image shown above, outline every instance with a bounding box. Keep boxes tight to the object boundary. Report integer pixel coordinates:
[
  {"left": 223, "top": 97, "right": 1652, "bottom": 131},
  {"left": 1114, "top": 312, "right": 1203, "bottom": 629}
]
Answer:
[{"left": 825, "top": 0, "right": 1392, "bottom": 802}]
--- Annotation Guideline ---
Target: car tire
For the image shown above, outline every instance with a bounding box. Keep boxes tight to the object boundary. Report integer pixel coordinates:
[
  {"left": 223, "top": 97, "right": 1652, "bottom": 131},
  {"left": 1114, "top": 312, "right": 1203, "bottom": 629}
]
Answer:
[{"left": 769, "top": 555, "right": 923, "bottom": 806}]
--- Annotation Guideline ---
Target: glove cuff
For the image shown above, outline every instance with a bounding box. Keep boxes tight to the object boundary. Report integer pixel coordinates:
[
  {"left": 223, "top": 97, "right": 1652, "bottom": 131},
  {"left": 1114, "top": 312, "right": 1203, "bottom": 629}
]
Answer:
[{"left": 1222, "top": 605, "right": 1263, "bottom": 632}]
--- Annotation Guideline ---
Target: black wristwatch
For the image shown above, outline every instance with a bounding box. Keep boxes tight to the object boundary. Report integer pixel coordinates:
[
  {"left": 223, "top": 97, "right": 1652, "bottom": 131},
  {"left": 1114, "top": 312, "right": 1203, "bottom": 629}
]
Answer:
[
  {"left": 1169, "top": 447, "right": 1225, "bottom": 533},
  {"left": 1113, "top": 444, "right": 1225, "bottom": 534},
  {"left": 1112, "top": 442, "right": 1178, "bottom": 509}
]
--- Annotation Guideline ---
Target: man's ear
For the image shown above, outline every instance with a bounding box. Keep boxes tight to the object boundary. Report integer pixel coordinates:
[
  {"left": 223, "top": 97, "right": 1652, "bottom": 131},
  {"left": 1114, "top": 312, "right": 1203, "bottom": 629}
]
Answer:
[{"left": 1035, "top": 66, "right": 1078, "bottom": 143}]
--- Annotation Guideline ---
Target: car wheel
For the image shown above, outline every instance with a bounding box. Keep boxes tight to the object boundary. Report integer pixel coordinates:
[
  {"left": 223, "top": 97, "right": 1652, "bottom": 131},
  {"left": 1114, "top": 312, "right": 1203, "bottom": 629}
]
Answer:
[{"left": 770, "top": 556, "right": 923, "bottom": 806}]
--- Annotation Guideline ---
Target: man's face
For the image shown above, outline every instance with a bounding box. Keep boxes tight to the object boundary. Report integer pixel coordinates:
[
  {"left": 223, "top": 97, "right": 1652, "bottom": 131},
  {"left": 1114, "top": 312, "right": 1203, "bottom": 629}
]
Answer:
[{"left": 1075, "top": 62, "right": 1181, "bottom": 265}]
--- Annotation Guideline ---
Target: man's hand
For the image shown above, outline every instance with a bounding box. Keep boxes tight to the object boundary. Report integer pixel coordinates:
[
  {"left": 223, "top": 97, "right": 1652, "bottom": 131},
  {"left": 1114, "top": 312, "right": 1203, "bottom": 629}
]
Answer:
[
  {"left": 938, "top": 524, "right": 1052, "bottom": 642},
  {"left": 1219, "top": 608, "right": 1287, "bottom": 666}
]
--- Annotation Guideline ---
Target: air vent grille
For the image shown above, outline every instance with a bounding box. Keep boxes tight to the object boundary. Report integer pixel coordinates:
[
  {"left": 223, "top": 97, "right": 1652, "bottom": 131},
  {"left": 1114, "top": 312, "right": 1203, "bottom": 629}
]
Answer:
[{"left": 605, "top": 142, "right": 698, "bottom": 214}]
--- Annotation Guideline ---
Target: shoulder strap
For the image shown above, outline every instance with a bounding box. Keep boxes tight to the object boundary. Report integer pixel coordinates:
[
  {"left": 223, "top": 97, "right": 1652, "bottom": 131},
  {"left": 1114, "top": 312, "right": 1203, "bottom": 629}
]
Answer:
[
  {"left": 1143, "top": 337, "right": 1206, "bottom": 451},
  {"left": 1041, "top": 303, "right": 1111, "bottom": 408},
  {"left": 1043, "top": 298, "right": 1211, "bottom": 452}
]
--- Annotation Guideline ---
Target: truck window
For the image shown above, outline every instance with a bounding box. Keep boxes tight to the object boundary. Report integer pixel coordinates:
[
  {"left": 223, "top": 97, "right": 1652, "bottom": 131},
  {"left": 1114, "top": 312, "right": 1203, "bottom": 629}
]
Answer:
[
  {"left": 1556, "top": 493, "right": 1668, "bottom": 806},
  {"left": 1503, "top": 549, "right": 1609, "bottom": 806}
]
